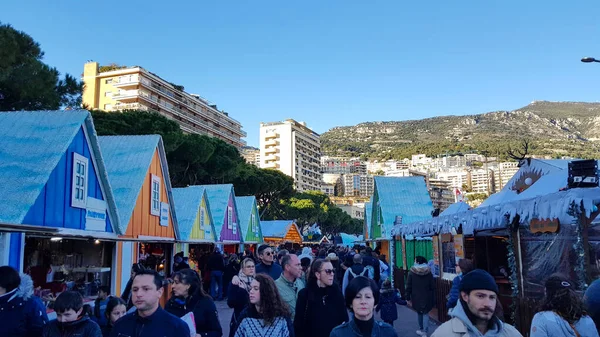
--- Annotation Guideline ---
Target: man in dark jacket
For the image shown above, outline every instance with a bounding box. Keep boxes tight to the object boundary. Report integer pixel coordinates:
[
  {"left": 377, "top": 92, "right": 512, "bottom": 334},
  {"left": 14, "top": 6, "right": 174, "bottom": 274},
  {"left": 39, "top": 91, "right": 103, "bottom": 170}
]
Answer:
[
  {"left": 405, "top": 256, "right": 435, "bottom": 336},
  {"left": 43, "top": 291, "right": 101, "bottom": 337},
  {"left": 0, "top": 266, "right": 48, "bottom": 337},
  {"left": 342, "top": 254, "right": 369, "bottom": 295},
  {"left": 362, "top": 247, "right": 381, "bottom": 283},
  {"left": 255, "top": 244, "right": 282, "bottom": 280},
  {"left": 110, "top": 270, "right": 190, "bottom": 337},
  {"left": 208, "top": 248, "right": 225, "bottom": 300}
]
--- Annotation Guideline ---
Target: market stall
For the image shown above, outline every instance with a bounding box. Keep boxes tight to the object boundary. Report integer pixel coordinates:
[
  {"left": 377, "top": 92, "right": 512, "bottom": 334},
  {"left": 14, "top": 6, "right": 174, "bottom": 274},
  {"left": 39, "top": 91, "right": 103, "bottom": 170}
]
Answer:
[
  {"left": 0, "top": 110, "right": 123, "bottom": 318},
  {"left": 99, "top": 135, "right": 179, "bottom": 307},
  {"left": 203, "top": 184, "right": 243, "bottom": 254},
  {"left": 261, "top": 220, "right": 303, "bottom": 249},
  {"left": 235, "top": 196, "right": 263, "bottom": 253}
]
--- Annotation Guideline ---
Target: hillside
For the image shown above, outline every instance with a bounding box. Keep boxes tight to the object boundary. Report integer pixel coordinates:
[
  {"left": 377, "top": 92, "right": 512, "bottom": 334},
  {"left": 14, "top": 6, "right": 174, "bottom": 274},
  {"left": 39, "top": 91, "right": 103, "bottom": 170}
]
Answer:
[{"left": 321, "top": 101, "right": 600, "bottom": 160}]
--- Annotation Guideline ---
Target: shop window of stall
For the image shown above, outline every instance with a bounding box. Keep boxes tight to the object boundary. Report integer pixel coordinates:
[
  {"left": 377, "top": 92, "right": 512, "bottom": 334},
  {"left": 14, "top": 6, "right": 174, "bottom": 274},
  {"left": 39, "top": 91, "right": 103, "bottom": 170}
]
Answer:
[
  {"left": 71, "top": 153, "right": 88, "bottom": 208},
  {"left": 150, "top": 175, "right": 161, "bottom": 216},
  {"left": 441, "top": 234, "right": 456, "bottom": 274},
  {"left": 138, "top": 243, "right": 171, "bottom": 277}
]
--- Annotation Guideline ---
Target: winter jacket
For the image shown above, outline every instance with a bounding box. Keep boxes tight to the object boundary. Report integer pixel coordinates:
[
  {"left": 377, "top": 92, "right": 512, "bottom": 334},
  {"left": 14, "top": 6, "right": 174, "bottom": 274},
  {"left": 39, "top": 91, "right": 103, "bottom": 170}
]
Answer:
[
  {"left": 208, "top": 253, "right": 226, "bottom": 272},
  {"left": 43, "top": 316, "right": 102, "bottom": 337},
  {"left": 405, "top": 263, "right": 435, "bottom": 313},
  {"left": 109, "top": 306, "right": 190, "bottom": 337},
  {"left": 165, "top": 294, "right": 222, "bottom": 337},
  {"left": 530, "top": 311, "right": 599, "bottom": 337},
  {"left": 0, "top": 273, "right": 49, "bottom": 337},
  {"left": 93, "top": 296, "right": 110, "bottom": 327},
  {"left": 375, "top": 288, "right": 406, "bottom": 322},
  {"left": 294, "top": 283, "right": 348, "bottom": 337},
  {"left": 227, "top": 284, "right": 250, "bottom": 337},
  {"left": 275, "top": 275, "right": 305, "bottom": 319},
  {"left": 329, "top": 318, "right": 397, "bottom": 337},
  {"left": 447, "top": 274, "right": 464, "bottom": 309},
  {"left": 231, "top": 305, "right": 293, "bottom": 337},
  {"left": 255, "top": 262, "right": 283, "bottom": 280},
  {"left": 362, "top": 255, "right": 381, "bottom": 283},
  {"left": 342, "top": 264, "right": 372, "bottom": 295},
  {"left": 120, "top": 278, "right": 135, "bottom": 310},
  {"left": 431, "top": 301, "right": 522, "bottom": 337}
]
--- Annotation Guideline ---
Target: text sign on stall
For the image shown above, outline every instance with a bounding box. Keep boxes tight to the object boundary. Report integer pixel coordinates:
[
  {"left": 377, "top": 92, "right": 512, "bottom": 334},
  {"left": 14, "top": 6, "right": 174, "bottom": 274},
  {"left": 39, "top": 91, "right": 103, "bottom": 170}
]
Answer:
[
  {"left": 160, "top": 202, "right": 169, "bottom": 227},
  {"left": 453, "top": 234, "right": 465, "bottom": 260},
  {"left": 85, "top": 197, "right": 107, "bottom": 231},
  {"left": 530, "top": 218, "right": 560, "bottom": 234}
]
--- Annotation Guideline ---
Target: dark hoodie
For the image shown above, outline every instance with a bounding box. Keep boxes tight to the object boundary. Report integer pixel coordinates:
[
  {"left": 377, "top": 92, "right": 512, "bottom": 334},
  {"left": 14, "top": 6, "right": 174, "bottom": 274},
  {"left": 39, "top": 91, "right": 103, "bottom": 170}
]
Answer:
[
  {"left": 0, "top": 273, "right": 49, "bottom": 337},
  {"left": 43, "top": 316, "right": 102, "bottom": 337},
  {"left": 294, "top": 282, "right": 348, "bottom": 337},
  {"left": 405, "top": 263, "right": 435, "bottom": 313},
  {"left": 342, "top": 263, "right": 369, "bottom": 295}
]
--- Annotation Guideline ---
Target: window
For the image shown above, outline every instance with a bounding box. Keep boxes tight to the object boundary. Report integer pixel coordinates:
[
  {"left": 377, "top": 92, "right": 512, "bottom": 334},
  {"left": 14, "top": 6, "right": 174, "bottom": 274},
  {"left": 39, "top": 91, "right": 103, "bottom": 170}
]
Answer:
[
  {"left": 71, "top": 153, "right": 88, "bottom": 208},
  {"left": 104, "top": 104, "right": 112, "bottom": 111},
  {"left": 105, "top": 91, "right": 112, "bottom": 97},
  {"left": 105, "top": 78, "right": 113, "bottom": 84},
  {"left": 251, "top": 213, "right": 257, "bottom": 233},
  {"left": 227, "top": 206, "right": 233, "bottom": 229},
  {"left": 150, "top": 175, "right": 161, "bottom": 216}
]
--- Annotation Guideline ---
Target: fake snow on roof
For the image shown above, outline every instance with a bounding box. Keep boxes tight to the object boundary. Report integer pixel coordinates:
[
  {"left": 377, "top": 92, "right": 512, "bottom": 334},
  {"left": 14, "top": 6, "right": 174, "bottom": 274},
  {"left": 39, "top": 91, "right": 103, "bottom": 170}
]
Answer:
[
  {"left": 261, "top": 220, "right": 296, "bottom": 238},
  {"left": 365, "top": 200, "right": 373, "bottom": 233},
  {"left": 0, "top": 110, "right": 120, "bottom": 232},
  {"left": 440, "top": 201, "right": 471, "bottom": 216},
  {"left": 172, "top": 186, "right": 206, "bottom": 241},
  {"left": 235, "top": 196, "right": 260, "bottom": 241},
  {"left": 339, "top": 232, "right": 363, "bottom": 246},
  {"left": 203, "top": 184, "right": 235, "bottom": 236}
]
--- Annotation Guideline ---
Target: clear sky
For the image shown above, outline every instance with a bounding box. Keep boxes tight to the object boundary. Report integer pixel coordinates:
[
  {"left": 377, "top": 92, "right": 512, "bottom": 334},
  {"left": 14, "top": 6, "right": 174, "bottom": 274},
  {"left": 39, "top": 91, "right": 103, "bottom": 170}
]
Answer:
[{"left": 3, "top": 1, "right": 600, "bottom": 146}]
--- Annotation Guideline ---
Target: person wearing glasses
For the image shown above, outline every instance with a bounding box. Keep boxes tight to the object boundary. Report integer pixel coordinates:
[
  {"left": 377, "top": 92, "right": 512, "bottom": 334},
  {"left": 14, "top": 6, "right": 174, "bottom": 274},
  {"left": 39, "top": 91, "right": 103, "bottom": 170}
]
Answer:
[
  {"left": 255, "top": 245, "right": 282, "bottom": 280},
  {"left": 294, "top": 259, "right": 347, "bottom": 337}
]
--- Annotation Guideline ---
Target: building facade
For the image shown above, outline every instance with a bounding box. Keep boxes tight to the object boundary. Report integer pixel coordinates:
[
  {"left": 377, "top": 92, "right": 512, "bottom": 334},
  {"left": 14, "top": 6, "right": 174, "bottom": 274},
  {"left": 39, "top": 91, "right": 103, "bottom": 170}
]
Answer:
[
  {"left": 241, "top": 146, "right": 261, "bottom": 167},
  {"left": 342, "top": 174, "right": 374, "bottom": 197},
  {"left": 321, "top": 156, "right": 367, "bottom": 175},
  {"left": 259, "top": 119, "right": 322, "bottom": 192},
  {"left": 82, "top": 62, "right": 246, "bottom": 148}
]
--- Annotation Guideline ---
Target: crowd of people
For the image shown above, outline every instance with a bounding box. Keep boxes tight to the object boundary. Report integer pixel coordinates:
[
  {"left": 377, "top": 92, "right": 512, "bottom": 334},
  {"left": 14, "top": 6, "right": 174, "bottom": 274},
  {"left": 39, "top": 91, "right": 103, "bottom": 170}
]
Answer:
[{"left": 1, "top": 246, "right": 600, "bottom": 337}]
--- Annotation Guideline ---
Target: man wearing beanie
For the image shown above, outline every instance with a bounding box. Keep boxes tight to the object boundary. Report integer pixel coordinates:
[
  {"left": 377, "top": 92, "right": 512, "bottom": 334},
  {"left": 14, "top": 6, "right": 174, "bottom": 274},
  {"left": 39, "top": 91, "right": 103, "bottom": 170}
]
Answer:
[{"left": 432, "top": 269, "right": 522, "bottom": 337}]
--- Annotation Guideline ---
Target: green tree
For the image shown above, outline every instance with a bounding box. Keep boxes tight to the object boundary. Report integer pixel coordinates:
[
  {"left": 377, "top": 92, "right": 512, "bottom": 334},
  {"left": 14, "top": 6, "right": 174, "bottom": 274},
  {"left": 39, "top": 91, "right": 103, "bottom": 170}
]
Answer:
[{"left": 0, "top": 23, "right": 83, "bottom": 110}]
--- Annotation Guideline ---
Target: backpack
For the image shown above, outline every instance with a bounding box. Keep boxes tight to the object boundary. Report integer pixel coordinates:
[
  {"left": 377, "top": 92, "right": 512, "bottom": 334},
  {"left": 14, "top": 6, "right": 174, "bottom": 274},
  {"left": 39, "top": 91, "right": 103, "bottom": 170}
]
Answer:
[{"left": 348, "top": 267, "right": 368, "bottom": 282}]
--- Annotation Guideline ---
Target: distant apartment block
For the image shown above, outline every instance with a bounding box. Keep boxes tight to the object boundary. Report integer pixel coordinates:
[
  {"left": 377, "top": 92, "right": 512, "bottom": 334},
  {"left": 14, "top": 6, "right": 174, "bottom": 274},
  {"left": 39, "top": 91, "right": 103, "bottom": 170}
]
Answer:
[
  {"left": 241, "top": 146, "right": 261, "bottom": 167},
  {"left": 339, "top": 204, "right": 365, "bottom": 220},
  {"left": 493, "top": 161, "right": 520, "bottom": 192},
  {"left": 468, "top": 169, "right": 493, "bottom": 194},
  {"left": 259, "top": 119, "right": 322, "bottom": 192},
  {"left": 82, "top": 62, "right": 246, "bottom": 147},
  {"left": 321, "top": 183, "right": 336, "bottom": 196},
  {"left": 342, "top": 174, "right": 374, "bottom": 197},
  {"left": 437, "top": 170, "right": 469, "bottom": 190},
  {"left": 321, "top": 156, "right": 367, "bottom": 175}
]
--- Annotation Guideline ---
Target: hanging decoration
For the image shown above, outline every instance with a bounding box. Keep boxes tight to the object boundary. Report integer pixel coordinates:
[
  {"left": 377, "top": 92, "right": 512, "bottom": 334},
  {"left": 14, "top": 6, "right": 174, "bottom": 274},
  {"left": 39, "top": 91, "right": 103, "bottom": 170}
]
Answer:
[
  {"left": 389, "top": 235, "right": 395, "bottom": 288},
  {"left": 505, "top": 214, "right": 519, "bottom": 325},
  {"left": 567, "top": 201, "right": 588, "bottom": 290}
]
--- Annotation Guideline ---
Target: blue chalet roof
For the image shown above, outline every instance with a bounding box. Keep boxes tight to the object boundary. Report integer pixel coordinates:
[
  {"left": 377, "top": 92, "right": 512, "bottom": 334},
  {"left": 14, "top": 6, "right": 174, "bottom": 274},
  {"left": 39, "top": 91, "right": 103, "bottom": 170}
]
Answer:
[
  {"left": 440, "top": 201, "right": 471, "bottom": 216},
  {"left": 235, "top": 196, "right": 258, "bottom": 239},
  {"left": 204, "top": 184, "right": 235, "bottom": 235},
  {"left": 98, "top": 135, "right": 178, "bottom": 235},
  {"left": 0, "top": 110, "right": 120, "bottom": 232},
  {"left": 365, "top": 200, "right": 373, "bottom": 234},
  {"left": 374, "top": 176, "right": 434, "bottom": 229},
  {"left": 172, "top": 186, "right": 207, "bottom": 241},
  {"left": 261, "top": 220, "right": 296, "bottom": 238}
]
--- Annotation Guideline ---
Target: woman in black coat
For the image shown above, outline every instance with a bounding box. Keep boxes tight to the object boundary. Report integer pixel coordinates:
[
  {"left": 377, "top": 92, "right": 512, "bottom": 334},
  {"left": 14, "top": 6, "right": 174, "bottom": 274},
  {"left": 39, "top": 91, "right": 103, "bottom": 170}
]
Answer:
[
  {"left": 294, "top": 259, "right": 348, "bottom": 337},
  {"left": 405, "top": 256, "right": 435, "bottom": 336},
  {"left": 227, "top": 258, "right": 255, "bottom": 337},
  {"left": 166, "top": 269, "right": 222, "bottom": 337}
]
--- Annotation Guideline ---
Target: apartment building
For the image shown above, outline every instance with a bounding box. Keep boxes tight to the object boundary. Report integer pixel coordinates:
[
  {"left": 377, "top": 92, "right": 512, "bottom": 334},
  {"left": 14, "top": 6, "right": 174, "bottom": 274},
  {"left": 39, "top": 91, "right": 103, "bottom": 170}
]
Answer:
[
  {"left": 241, "top": 147, "right": 261, "bottom": 167},
  {"left": 82, "top": 62, "right": 246, "bottom": 147},
  {"left": 342, "top": 174, "right": 374, "bottom": 197},
  {"left": 468, "top": 169, "right": 493, "bottom": 194},
  {"left": 321, "top": 156, "right": 367, "bottom": 175},
  {"left": 259, "top": 119, "right": 322, "bottom": 192},
  {"left": 493, "top": 162, "right": 520, "bottom": 192},
  {"left": 437, "top": 170, "right": 469, "bottom": 190},
  {"left": 428, "top": 178, "right": 455, "bottom": 211}
]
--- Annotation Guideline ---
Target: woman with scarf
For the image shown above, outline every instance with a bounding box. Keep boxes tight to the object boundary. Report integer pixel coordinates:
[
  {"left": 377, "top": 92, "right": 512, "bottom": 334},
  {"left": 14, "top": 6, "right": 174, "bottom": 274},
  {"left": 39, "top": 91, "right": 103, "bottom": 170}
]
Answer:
[{"left": 228, "top": 258, "right": 256, "bottom": 337}]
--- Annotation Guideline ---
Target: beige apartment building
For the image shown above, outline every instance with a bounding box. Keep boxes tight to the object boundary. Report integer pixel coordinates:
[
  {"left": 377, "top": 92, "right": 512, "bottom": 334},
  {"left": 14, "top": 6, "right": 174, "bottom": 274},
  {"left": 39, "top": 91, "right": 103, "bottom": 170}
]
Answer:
[
  {"left": 259, "top": 119, "right": 322, "bottom": 192},
  {"left": 82, "top": 62, "right": 246, "bottom": 147}
]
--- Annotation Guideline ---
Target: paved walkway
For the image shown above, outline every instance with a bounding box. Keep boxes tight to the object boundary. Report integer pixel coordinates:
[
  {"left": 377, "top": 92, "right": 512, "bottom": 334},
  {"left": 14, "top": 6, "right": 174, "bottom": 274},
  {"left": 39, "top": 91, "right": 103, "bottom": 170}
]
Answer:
[{"left": 216, "top": 299, "right": 438, "bottom": 337}]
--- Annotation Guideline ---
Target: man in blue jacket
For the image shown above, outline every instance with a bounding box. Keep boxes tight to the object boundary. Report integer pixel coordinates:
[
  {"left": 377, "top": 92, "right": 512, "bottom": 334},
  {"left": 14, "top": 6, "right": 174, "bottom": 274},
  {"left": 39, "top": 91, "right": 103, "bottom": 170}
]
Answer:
[
  {"left": 110, "top": 269, "right": 190, "bottom": 337},
  {"left": 255, "top": 245, "right": 282, "bottom": 280}
]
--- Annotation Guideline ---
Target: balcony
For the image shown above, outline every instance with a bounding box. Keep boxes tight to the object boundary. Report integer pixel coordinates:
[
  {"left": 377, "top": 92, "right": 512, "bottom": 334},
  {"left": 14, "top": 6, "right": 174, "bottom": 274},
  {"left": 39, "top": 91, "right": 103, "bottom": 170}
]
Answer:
[
  {"left": 263, "top": 162, "right": 280, "bottom": 169},
  {"left": 264, "top": 146, "right": 279, "bottom": 154},
  {"left": 112, "top": 89, "right": 150, "bottom": 101},
  {"left": 264, "top": 154, "right": 279, "bottom": 162},
  {"left": 112, "top": 75, "right": 141, "bottom": 88},
  {"left": 265, "top": 138, "right": 279, "bottom": 146},
  {"left": 112, "top": 102, "right": 149, "bottom": 111},
  {"left": 265, "top": 132, "right": 279, "bottom": 140}
]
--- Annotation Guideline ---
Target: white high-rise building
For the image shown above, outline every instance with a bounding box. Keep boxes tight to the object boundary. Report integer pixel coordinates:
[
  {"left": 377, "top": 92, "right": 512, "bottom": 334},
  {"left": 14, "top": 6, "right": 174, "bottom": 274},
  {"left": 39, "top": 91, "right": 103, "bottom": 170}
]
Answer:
[{"left": 259, "top": 119, "right": 322, "bottom": 192}]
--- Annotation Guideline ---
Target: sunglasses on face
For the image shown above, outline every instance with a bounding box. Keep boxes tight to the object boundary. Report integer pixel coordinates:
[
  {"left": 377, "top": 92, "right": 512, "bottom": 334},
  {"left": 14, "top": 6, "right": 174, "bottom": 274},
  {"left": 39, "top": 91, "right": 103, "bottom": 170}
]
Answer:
[
  {"left": 321, "top": 269, "right": 335, "bottom": 275},
  {"left": 264, "top": 252, "right": 272, "bottom": 256}
]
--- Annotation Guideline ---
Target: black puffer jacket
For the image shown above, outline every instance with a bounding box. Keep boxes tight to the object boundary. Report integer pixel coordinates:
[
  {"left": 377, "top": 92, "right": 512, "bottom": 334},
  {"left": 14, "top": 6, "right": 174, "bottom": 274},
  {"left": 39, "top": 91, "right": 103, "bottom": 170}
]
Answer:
[
  {"left": 165, "top": 294, "right": 222, "bottom": 337},
  {"left": 294, "top": 283, "right": 348, "bottom": 337},
  {"left": 43, "top": 316, "right": 102, "bottom": 337},
  {"left": 405, "top": 264, "right": 435, "bottom": 313},
  {"left": 0, "top": 273, "right": 49, "bottom": 337}
]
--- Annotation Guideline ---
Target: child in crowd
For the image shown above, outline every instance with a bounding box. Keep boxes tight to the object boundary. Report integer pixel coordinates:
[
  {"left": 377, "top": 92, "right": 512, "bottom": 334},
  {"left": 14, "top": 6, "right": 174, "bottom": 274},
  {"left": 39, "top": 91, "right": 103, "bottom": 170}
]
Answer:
[
  {"left": 375, "top": 279, "right": 407, "bottom": 326},
  {"left": 43, "top": 291, "right": 102, "bottom": 337}
]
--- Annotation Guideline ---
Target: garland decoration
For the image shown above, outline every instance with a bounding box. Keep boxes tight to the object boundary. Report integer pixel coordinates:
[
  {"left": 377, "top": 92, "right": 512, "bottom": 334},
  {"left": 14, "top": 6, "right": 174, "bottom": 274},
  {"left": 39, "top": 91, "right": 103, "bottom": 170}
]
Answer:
[
  {"left": 505, "top": 214, "right": 519, "bottom": 325},
  {"left": 567, "top": 201, "right": 588, "bottom": 290}
]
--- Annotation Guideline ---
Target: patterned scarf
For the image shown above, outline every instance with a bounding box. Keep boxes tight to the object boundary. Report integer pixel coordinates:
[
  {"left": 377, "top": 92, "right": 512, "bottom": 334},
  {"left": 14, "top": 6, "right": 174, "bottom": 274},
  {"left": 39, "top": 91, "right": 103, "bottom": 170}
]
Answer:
[{"left": 238, "top": 270, "right": 255, "bottom": 293}]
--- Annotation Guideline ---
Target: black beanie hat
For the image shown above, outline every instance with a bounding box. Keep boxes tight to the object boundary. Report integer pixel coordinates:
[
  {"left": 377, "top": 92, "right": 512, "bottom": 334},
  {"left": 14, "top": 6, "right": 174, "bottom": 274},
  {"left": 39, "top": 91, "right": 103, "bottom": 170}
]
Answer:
[{"left": 459, "top": 269, "right": 499, "bottom": 294}]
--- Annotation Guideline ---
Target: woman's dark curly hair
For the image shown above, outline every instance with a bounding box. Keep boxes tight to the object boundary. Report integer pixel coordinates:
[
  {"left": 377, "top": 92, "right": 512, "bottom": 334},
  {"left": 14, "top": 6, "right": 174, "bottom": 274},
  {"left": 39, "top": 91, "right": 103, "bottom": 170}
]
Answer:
[
  {"left": 539, "top": 274, "right": 586, "bottom": 324},
  {"left": 253, "top": 274, "right": 290, "bottom": 324}
]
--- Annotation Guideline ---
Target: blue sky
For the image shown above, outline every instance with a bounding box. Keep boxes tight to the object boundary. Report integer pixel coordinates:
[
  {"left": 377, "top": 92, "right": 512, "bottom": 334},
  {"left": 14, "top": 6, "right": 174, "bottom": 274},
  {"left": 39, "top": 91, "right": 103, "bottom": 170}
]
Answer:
[{"left": 3, "top": 1, "right": 600, "bottom": 146}]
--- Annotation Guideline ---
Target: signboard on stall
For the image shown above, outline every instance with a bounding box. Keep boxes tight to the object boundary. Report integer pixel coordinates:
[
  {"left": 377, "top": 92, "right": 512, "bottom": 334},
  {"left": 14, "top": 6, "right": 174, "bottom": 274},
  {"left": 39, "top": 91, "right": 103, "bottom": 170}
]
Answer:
[
  {"left": 432, "top": 235, "right": 440, "bottom": 267},
  {"left": 530, "top": 218, "right": 560, "bottom": 234},
  {"left": 160, "top": 202, "right": 169, "bottom": 227},
  {"left": 454, "top": 234, "right": 465, "bottom": 260},
  {"left": 85, "top": 197, "right": 107, "bottom": 231}
]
